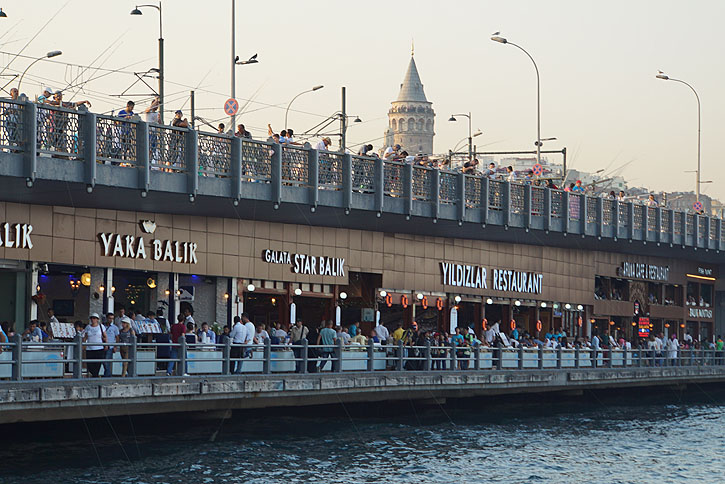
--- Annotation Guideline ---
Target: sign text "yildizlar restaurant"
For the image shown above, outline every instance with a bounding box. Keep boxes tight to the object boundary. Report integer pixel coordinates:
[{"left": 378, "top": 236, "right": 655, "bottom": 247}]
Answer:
[{"left": 440, "top": 262, "right": 543, "bottom": 294}]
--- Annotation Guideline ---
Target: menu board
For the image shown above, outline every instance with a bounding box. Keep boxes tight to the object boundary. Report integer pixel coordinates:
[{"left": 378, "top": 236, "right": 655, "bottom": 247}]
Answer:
[{"left": 50, "top": 321, "right": 77, "bottom": 339}]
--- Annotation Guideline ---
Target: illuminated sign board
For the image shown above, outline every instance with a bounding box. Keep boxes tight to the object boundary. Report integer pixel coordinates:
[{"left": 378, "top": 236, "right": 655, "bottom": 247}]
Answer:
[
  {"left": 440, "top": 262, "right": 543, "bottom": 294},
  {"left": 618, "top": 262, "right": 669, "bottom": 282},
  {"left": 638, "top": 317, "right": 650, "bottom": 338},
  {"left": 263, "top": 249, "right": 345, "bottom": 277}
]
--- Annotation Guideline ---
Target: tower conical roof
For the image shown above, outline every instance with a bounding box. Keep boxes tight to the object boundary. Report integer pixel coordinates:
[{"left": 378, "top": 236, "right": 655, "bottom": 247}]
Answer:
[{"left": 396, "top": 55, "right": 428, "bottom": 103}]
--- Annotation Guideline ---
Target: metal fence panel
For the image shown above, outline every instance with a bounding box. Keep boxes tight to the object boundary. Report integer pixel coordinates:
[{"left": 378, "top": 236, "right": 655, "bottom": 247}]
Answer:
[
  {"left": 632, "top": 205, "right": 644, "bottom": 230},
  {"left": 674, "top": 212, "right": 683, "bottom": 235},
  {"left": 465, "top": 175, "right": 482, "bottom": 208},
  {"left": 37, "top": 105, "right": 84, "bottom": 158},
  {"left": 241, "top": 139, "right": 272, "bottom": 182},
  {"left": 439, "top": 171, "right": 457, "bottom": 204},
  {"left": 686, "top": 214, "right": 695, "bottom": 236},
  {"left": 510, "top": 183, "right": 525, "bottom": 214},
  {"left": 531, "top": 187, "right": 545, "bottom": 216},
  {"left": 198, "top": 132, "right": 231, "bottom": 177},
  {"left": 603, "top": 199, "right": 614, "bottom": 225},
  {"left": 551, "top": 190, "right": 563, "bottom": 218},
  {"left": 647, "top": 207, "right": 657, "bottom": 232},
  {"left": 149, "top": 124, "right": 185, "bottom": 171},
  {"left": 489, "top": 180, "right": 504, "bottom": 211},
  {"left": 351, "top": 155, "right": 375, "bottom": 193},
  {"left": 281, "top": 146, "right": 309, "bottom": 186},
  {"left": 587, "top": 197, "right": 598, "bottom": 224},
  {"left": 661, "top": 210, "right": 670, "bottom": 232},
  {"left": 569, "top": 193, "right": 582, "bottom": 221},
  {"left": 383, "top": 161, "right": 403, "bottom": 196},
  {"left": 412, "top": 166, "right": 432, "bottom": 201},
  {"left": 319, "top": 151, "right": 343, "bottom": 189},
  {"left": 0, "top": 100, "right": 23, "bottom": 150},
  {"left": 618, "top": 203, "right": 629, "bottom": 226}
]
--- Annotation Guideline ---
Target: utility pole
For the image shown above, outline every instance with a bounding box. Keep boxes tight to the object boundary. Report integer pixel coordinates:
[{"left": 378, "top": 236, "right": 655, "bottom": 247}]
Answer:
[
  {"left": 340, "top": 86, "right": 346, "bottom": 153},
  {"left": 230, "top": 0, "right": 236, "bottom": 130}
]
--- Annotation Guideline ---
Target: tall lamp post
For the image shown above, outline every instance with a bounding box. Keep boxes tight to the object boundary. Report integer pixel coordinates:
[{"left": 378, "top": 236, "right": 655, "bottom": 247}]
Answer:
[
  {"left": 131, "top": 2, "right": 164, "bottom": 123},
  {"left": 491, "top": 34, "right": 542, "bottom": 166},
  {"left": 448, "top": 112, "right": 473, "bottom": 161},
  {"left": 284, "top": 85, "right": 323, "bottom": 130},
  {"left": 230, "top": 0, "right": 258, "bottom": 130},
  {"left": 17, "top": 50, "right": 62, "bottom": 93},
  {"left": 656, "top": 72, "right": 702, "bottom": 203}
]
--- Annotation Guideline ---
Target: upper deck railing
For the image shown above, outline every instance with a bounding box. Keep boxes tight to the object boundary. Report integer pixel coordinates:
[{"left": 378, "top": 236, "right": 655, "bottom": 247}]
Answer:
[{"left": 2, "top": 99, "right": 723, "bottom": 251}]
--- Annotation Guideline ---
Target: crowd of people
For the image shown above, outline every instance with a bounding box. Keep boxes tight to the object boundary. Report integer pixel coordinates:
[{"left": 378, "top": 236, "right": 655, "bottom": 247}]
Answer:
[{"left": 3, "top": 308, "right": 725, "bottom": 377}]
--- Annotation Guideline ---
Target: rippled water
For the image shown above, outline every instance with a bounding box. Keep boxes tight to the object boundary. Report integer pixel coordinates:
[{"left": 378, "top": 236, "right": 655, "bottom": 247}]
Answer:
[{"left": 4, "top": 392, "right": 725, "bottom": 483}]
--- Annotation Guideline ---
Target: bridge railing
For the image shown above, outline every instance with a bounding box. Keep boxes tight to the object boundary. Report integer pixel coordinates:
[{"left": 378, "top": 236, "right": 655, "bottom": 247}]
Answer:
[
  {"left": 1, "top": 334, "right": 722, "bottom": 381},
  {"left": 3, "top": 99, "right": 723, "bottom": 251}
]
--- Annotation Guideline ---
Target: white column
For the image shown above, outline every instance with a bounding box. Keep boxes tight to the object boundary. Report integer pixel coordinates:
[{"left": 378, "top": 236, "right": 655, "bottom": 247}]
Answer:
[
  {"left": 29, "top": 263, "right": 39, "bottom": 321},
  {"left": 105, "top": 268, "right": 114, "bottom": 314}
]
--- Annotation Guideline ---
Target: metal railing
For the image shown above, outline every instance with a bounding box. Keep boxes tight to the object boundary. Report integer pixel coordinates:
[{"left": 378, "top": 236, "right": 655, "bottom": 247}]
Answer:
[
  {"left": 149, "top": 123, "right": 186, "bottom": 172},
  {"left": 2, "top": 334, "right": 723, "bottom": 381},
  {"left": 0, "top": 98, "right": 722, "bottom": 252},
  {"left": 198, "top": 131, "right": 232, "bottom": 177},
  {"left": 37, "top": 104, "right": 83, "bottom": 158},
  {"left": 96, "top": 114, "right": 138, "bottom": 166}
]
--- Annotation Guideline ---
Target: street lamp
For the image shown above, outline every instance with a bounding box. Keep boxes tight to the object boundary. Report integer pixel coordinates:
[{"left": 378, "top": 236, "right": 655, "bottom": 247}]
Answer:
[
  {"left": 131, "top": 2, "right": 164, "bottom": 123},
  {"left": 656, "top": 71, "right": 702, "bottom": 202},
  {"left": 449, "top": 112, "right": 473, "bottom": 161},
  {"left": 452, "top": 130, "right": 482, "bottom": 154},
  {"left": 230, "top": 0, "right": 260, "bottom": 129},
  {"left": 491, "top": 33, "right": 542, "bottom": 166},
  {"left": 284, "top": 85, "right": 324, "bottom": 130},
  {"left": 17, "top": 50, "right": 62, "bottom": 93}
]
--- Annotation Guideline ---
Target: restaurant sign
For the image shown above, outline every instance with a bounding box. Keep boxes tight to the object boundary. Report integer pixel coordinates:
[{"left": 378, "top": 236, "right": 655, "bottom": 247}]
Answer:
[
  {"left": 617, "top": 261, "right": 669, "bottom": 282},
  {"left": 98, "top": 220, "right": 198, "bottom": 264},
  {"left": 440, "top": 262, "right": 543, "bottom": 294},
  {"left": 0, "top": 223, "right": 33, "bottom": 249},
  {"left": 263, "top": 249, "right": 345, "bottom": 277},
  {"left": 689, "top": 308, "right": 713, "bottom": 319}
]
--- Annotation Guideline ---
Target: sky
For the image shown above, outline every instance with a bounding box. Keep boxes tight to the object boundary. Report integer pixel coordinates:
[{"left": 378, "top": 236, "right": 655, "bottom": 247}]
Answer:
[{"left": 1, "top": 0, "right": 724, "bottom": 199}]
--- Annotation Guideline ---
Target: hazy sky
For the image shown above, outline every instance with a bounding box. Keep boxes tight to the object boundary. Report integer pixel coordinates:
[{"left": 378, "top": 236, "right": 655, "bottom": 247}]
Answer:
[{"left": 2, "top": 0, "right": 724, "bottom": 199}]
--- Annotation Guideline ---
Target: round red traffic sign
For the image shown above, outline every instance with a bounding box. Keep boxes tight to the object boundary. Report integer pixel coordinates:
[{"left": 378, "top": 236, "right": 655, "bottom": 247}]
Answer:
[
  {"left": 693, "top": 201, "right": 703, "bottom": 212},
  {"left": 532, "top": 163, "right": 544, "bottom": 176},
  {"left": 224, "top": 98, "right": 239, "bottom": 116}
]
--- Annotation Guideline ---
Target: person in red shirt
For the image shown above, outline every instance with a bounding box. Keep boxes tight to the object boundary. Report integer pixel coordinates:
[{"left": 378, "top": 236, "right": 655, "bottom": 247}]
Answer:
[{"left": 167, "top": 314, "right": 186, "bottom": 375}]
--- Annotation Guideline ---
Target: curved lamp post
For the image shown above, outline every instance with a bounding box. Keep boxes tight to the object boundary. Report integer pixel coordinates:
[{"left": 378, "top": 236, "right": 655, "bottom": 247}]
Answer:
[
  {"left": 491, "top": 34, "right": 542, "bottom": 166},
  {"left": 131, "top": 2, "right": 164, "bottom": 122},
  {"left": 656, "top": 72, "right": 702, "bottom": 203},
  {"left": 17, "top": 50, "right": 62, "bottom": 93},
  {"left": 284, "top": 85, "right": 324, "bottom": 129},
  {"left": 449, "top": 112, "right": 473, "bottom": 161}
]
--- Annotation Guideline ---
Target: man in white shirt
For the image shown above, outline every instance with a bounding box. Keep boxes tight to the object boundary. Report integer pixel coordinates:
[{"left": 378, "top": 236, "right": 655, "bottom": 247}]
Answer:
[
  {"left": 315, "top": 137, "right": 331, "bottom": 152},
  {"left": 229, "top": 316, "right": 246, "bottom": 374},
  {"left": 382, "top": 144, "right": 400, "bottom": 160},
  {"left": 375, "top": 320, "right": 390, "bottom": 343},
  {"left": 243, "top": 313, "right": 255, "bottom": 358},
  {"left": 666, "top": 334, "right": 679, "bottom": 365}
]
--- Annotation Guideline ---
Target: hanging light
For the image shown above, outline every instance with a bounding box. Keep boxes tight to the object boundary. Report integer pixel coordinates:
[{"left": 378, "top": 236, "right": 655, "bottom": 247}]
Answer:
[
  {"left": 540, "top": 302, "right": 547, "bottom": 308},
  {"left": 577, "top": 304, "right": 584, "bottom": 311},
  {"left": 294, "top": 288, "right": 302, "bottom": 296},
  {"left": 564, "top": 303, "right": 571, "bottom": 310},
  {"left": 379, "top": 290, "right": 387, "bottom": 297},
  {"left": 486, "top": 298, "right": 493, "bottom": 305},
  {"left": 247, "top": 284, "right": 255, "bottom": 292},
  {"left": 271, "top": 297, "right": 277, "bottom": 305},
  {"left": 80, "top": 273, "right": 92, "bottom": 286},
  {"left": 454, "top": 295, "right": 462, "bottom": 303},
  {"left": 339, "top": 291, "right": 348, "bottom": 300},
  {"left": 416, "top": 293, "right": 424, "bottom": 300},
  {"left": 147, "top": 277, "right": 157, "bottom": 289},
  {"left": 514, "top": 300, "right": 521, "bottom": 307},
  {"left": 111, "top": 286, "right": 116, "bottom": 293},
  {"left": 223, "top": 293, "right": 229, "bottom": 300},
  {"left": 164, "top": 288, "right": 170, "bottom": 296}
]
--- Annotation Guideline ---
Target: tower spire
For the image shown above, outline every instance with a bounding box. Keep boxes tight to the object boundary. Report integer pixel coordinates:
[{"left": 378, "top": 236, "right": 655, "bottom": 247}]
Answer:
[{"left": 411, "top": 38, "right": 414, "bottom": 56}]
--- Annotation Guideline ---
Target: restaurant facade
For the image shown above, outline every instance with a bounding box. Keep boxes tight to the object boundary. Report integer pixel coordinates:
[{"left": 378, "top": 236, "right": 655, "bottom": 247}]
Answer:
[{"left": 0, "top": 200, "right": 720, "bottom": 343}]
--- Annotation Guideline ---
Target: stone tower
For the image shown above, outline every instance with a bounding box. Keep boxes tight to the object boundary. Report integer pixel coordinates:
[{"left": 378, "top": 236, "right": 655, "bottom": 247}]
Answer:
[{"left": 384, "top": 52, "right": 435, "bottom": 155}]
